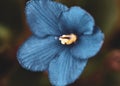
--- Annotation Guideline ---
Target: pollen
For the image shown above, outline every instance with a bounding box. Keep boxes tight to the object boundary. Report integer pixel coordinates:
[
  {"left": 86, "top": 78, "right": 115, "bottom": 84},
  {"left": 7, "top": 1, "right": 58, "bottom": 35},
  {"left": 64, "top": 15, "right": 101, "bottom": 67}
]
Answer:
[{"left": 59, "top": 33, "right": 77, "bottom": 45}]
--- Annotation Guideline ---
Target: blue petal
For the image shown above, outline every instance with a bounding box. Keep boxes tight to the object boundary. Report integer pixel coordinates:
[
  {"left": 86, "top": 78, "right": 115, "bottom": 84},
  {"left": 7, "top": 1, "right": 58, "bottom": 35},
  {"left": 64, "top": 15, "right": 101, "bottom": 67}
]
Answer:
[
  {"left": 59, "top": 6, "right": 95, "bottom": 35},
  {"left": 48, "top": 49, "right": 88, "bottom": 86},
  {"left": 26, "top": 0, "right": 68, "bottom": 37},
  {"left": 17, "top": 35, "right": 61, "bottom": 71},
  {"left": 71, "top": 26, "right": 104, "bottom": 59}
]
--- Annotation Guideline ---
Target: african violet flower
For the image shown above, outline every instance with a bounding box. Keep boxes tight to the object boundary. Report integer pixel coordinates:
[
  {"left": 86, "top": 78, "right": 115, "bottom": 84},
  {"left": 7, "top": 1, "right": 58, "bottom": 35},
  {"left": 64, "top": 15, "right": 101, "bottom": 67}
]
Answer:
[{"left": 17, "top": 0, "right": 104, "bottom": 85}]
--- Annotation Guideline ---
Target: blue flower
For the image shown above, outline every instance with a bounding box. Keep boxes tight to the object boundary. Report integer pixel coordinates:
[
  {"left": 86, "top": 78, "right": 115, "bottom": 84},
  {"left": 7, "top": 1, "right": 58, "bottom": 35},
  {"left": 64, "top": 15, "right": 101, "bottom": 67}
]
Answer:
[{"left": 17, "top": 0, "right": 104, "bottom": 86}]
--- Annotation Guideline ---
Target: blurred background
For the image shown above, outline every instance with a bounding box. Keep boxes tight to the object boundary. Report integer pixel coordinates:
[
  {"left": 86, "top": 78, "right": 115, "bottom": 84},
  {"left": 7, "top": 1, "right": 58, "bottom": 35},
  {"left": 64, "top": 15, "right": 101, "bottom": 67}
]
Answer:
[{"left": 0, "top": 0, "right": 120, "bottom": 86}]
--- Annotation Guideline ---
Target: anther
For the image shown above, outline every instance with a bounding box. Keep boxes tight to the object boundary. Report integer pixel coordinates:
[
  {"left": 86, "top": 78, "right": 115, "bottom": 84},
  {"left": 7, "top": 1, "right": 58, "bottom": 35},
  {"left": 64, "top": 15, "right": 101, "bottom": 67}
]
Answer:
[{"left": 59, "top": 33, "right": 77, "bottom": 45}]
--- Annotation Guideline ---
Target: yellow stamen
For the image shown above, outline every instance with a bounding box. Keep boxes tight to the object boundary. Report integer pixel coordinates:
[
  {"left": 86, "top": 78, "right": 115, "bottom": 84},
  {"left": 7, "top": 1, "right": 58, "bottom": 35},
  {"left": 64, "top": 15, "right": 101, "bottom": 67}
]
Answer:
[{"left": 59, "top": 33, "right": 77, "bottom": 45}]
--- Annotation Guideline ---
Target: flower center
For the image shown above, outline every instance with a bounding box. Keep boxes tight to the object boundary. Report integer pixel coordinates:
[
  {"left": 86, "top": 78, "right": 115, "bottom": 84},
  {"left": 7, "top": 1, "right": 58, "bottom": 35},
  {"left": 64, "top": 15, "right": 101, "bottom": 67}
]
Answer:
[{"left": 59, "top": 33, "right": 77, "bottom": 45}]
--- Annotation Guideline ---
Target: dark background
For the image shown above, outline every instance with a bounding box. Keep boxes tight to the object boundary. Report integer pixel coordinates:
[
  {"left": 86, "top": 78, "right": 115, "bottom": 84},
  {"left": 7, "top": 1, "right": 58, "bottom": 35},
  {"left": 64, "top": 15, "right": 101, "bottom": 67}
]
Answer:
[{"left": 0, "top": 0, "right": 120, "bottom": 86}]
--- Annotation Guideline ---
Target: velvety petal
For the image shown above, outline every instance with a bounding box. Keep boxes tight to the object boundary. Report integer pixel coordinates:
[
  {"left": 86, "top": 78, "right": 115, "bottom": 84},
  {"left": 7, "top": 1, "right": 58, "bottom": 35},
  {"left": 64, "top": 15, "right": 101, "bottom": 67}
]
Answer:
[
  {"left": 59, "top": 6, "right": 95, "bottom": 35},
  {"left": 71, "top": 26, "right": 104, "bottom": 59},
  {"left": 48, "top": 49, "right": 88, "bottom": 86},
  {"left": 17, "top": 35, "right": 62, "bottom": 71},
  {"left": 25, "top": 0, "right": 68, "bottom": 37}
]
